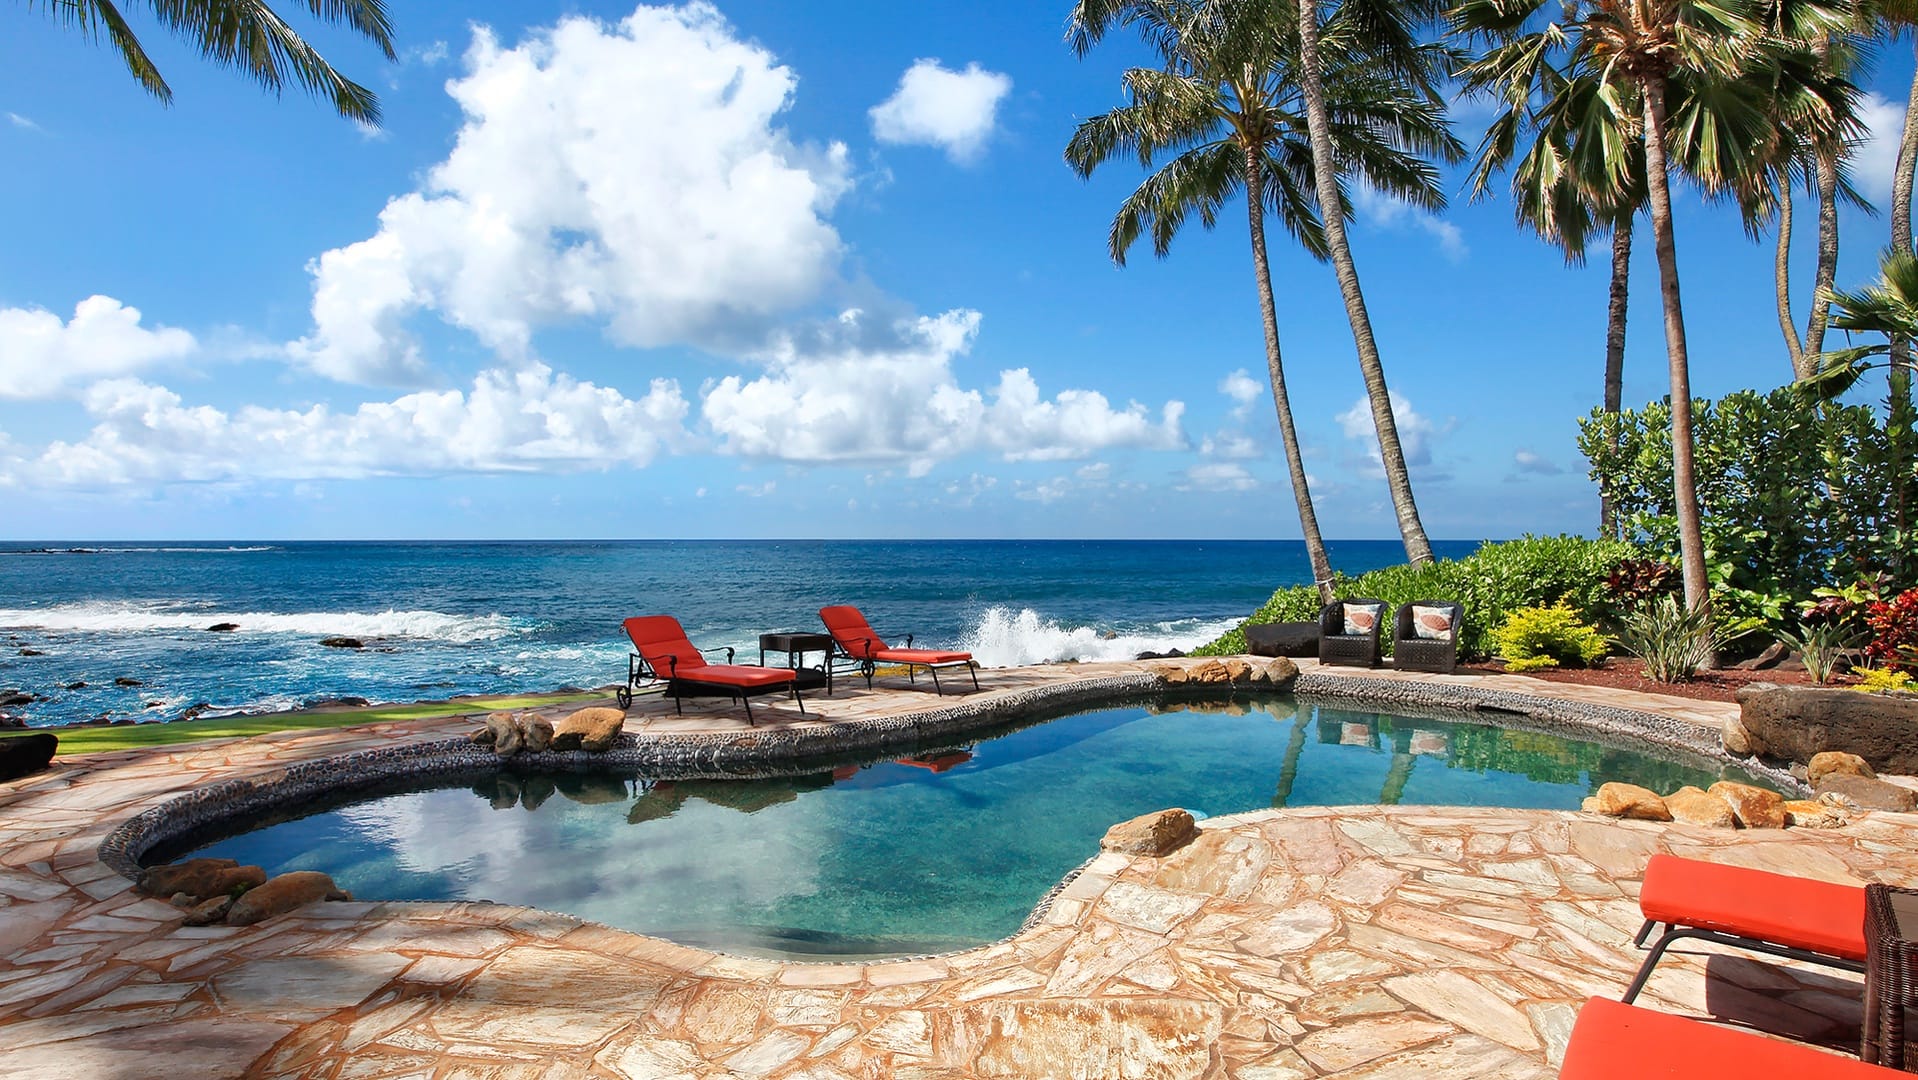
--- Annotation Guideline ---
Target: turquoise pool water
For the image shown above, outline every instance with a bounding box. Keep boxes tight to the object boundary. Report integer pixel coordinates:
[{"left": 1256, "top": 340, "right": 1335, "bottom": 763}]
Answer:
[{"left": 176, "top": 697, "right": 1753, "bottom": 959}]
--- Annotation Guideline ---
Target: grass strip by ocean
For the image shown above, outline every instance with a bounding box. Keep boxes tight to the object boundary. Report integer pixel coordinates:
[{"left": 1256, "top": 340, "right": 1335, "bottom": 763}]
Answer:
[{"left": 1, "top": 693, "right": 606, "bottom": 756}]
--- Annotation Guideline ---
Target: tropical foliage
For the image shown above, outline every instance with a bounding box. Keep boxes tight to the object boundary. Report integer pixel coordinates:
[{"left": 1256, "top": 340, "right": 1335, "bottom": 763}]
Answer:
[
  {"left": 26, "top": 0, "right": 396, "bottom": 123},
  {"left": 1491, "top": 604, "right": 1609, "bottom": 671}
]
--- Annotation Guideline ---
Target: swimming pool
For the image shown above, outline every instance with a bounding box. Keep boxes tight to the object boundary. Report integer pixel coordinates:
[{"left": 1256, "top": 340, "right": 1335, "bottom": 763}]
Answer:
[{"left": 169, "top": 696, "right": 1756, "bottom": 959}]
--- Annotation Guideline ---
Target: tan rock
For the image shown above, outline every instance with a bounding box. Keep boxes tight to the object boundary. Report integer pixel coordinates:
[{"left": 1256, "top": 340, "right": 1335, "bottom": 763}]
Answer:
[
  {"left": 182, "top": 894, "right": 235, "bottom": 926},
  {"left": 1663, "top": 786, "right": 1735, "bottom": 829},
  {"left": 1807, "top": 751, "right": 1874, "bottom": 785},
  {"left": 1783, "top": 799, "right": 1847, "bottom": 829},
  {"left": 1257, "top": 656, "right": 1301, "bottom": 688},
  {"left": 1814, "top": 773, "right": 1918, "bottom": 812},
  {"left": 136, "top": 858, "right": 267, "bottom": 901},
  {"left": 518, "top": 712, "right": 554, "bottom": 754},
  {"left": 1189, "top": 659, "right": 1231, "bottom": 684},
  {"left": 1722, "top": 717, "right": 1761, "bottom": 756},
  {"left": 1590, "top": 782, "right": 1672, "bottom": 821},
  {"left": 1156, "top": 664, "right": 1189, "bottom": 686},
  {"left": 1222, "top": 658, "right": 1253, "bottom": 682},
  {"left": 1709, "top": 780, "right": 1787, "bottom": 828},
  {"left": 481, "top": 711, "right": 522, "bottom": 757},
  {"left": 550, "top": 707, "right": 625, "bottom": 753},
  {"left": 1101, "top": 808, "right": 1198, "bottom": 857},
  {"left": 225, "top": 871, "right": 351, "bottom": 926}
]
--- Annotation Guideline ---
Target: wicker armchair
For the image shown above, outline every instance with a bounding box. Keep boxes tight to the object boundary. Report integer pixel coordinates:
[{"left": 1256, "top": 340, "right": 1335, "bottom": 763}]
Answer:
[
  {"left": 1393, "top": 600, "right": 1463, "bottom": 674},
  {"left": 1318, "top": 599, "right": 1388, "bottom": 667}
]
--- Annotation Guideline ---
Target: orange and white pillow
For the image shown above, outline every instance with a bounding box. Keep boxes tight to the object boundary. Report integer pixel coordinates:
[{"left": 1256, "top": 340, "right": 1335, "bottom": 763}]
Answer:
[
  {"left": 1409, "top": 604, "right": 1455, "bottom": 641},
  {"left": 1341, "top": 603, "right": 1383, "bottom": 635}
]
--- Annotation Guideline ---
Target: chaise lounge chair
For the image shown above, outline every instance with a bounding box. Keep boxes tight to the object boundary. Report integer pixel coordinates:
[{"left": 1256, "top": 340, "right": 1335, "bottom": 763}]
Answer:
[
  {"left": 618, "top": 615, "right": 803, "bottom": 723},
  {"left": 1561, "top": 996, "right": 1896, "bottom": 1078},
  {"left": 1622, "top": 853, "right": 1867, "bottom": 1004},
  {"left": 819, "top": 605, "right": 979, "bottom": 695}
]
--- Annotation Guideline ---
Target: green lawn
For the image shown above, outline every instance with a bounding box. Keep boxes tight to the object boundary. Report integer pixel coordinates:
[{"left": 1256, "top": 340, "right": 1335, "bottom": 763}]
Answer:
[{"left": 0, "top": 692, "right": 607, "bottom": 756}]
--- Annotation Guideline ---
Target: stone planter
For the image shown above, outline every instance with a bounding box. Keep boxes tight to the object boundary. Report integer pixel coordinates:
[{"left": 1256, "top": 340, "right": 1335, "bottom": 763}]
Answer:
[
  {"left": 1733, "top": 683, "right": 1918, "bottom": 775},
  {"left": 1245, "top": 621, "right": 1319, "bottom": 658}
]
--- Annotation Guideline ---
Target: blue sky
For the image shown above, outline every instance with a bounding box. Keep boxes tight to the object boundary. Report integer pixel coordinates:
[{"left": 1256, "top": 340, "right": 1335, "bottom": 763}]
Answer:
[{"left": 0, "top": 0, "right": 1912, "bottom": 542}]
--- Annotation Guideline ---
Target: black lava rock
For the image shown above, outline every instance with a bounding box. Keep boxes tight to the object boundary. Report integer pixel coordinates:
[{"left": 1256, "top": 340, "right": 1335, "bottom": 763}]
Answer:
[
  {"left": 206, "top": 623, "right": 239, "bottom": 632},
  {"left": 319, "top": 637, "right": 365, "bottom": 649},
  {"left": 0, "top": 732, "right": 56, "bottom": 781}
]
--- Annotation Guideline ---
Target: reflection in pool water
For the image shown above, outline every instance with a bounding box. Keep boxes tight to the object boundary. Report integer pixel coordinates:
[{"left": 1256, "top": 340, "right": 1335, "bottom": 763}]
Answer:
[{"left": 178, "top": 696, "right": 1754, "bottom": 959}]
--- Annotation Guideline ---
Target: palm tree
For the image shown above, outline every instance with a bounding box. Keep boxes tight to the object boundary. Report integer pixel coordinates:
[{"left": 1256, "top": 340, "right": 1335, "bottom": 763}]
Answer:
[
  {"left": 1460, "top": 54, "right": 1646, "bottom": 536},
  {"left": 1453, "top": 0, "right": 1853, "bottom": 623},
  {"left": 26, "top": 0, "right": 396, "bottom": 124},
  {"left": 1067, "top": 0, "right": 1457, "bottom": 597},
  {"left": 1293, "top": 0, "right": 1461, "bottom": 565}
]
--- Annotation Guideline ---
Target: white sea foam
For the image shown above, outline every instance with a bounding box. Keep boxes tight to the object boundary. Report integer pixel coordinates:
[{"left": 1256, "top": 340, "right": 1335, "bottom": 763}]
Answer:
[
  {"left": 959, "top": 606, "right": 1239, "bottom": 668},
  {"left": 0, "top": 601, "right": 529, "bottom": 642}
]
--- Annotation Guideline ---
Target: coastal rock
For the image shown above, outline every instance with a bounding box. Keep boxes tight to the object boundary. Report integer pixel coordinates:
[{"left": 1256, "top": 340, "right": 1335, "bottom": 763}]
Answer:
[
  {"left": 1589, "top": 783, "right": 1672, "bottom": 821},
  {"left": 1813, "top": 773, "right": 1918, "bottom": 812},
  {"left": 1134, "top": 649, "right": 1185, "bottom": 661},
  {"left": 206, "top": 623, "right": 239, "bottom": 632},
  {"left": 1245, "top": 621, "right": 1320, "bottom": 658},
  {"left": 551, "top": 707, "right": 625, "bottom": 753},
  {"left": 225, "top": 871, "right": 351, "bottom": 926},
  {"left": 0, "top": 733, "right": 57, "bottom": 781},
  {"left": 479, "top": 712, "right": 523, "bottom": 757},
  {"left": 114, "top": 677, "right": 143, "bottom": 687},
  {"left": 318, "top": 637, "right": 364, "bottom": 649},
  {"left": 0, "top": 714, "right": 23, "bottom": 729},
  {"left": 1101, "top": 808, "right": 1198, "bottom": 857},
  {"left": 1807, "top": 751, "right": 1874, "bottom": 786},
  {"left": 1735, "top": 683, "right": 1918, "bottom": 774},
  {"left": 0, "top": 690, "right": 30, "bottom": 707},
  {"left": 137, "top": 858, "right": 267, "bottom": 901},
  {"left": 1709, "top": 781, "right": 1787, "bottom": 829},
  {"left": 64, "top": 681, "right": 87, "bottom": 691},
  {"left": 519, "top": 712, "right": 555, "bottom": 753},
  {"left": 1783, "top": 799, "right": 1848, "bottom": 829},
  {"left": 1663, "top": 786, "right": 1736, "bottom": 829},
  {"left": 17, "top": 649, "right": 44, "bottom": 656},
  {"left": 182, "top": 895, "right": 236, "bottom": 927}
]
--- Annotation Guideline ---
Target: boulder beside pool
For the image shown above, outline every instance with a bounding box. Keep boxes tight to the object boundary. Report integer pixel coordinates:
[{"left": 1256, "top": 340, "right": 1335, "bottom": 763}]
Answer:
[
  {"left": 550, "top": 706, "right": 625, "bottom": 752},
  {"left": 225, "top": 871, "right": 352, "bottom": 926},
  {"left": 1101, "top": 808, "right": 1198, "bottom": 857},
  {"left": 0, "top": 732, "right": 57, "bottom": 782},
  {"left": 138, "top": 857, "right": 267, "bottom": 900}
]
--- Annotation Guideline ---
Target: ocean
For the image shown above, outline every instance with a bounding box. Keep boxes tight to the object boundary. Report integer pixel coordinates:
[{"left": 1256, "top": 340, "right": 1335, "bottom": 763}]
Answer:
[{"left": 0, "top": 539, "right": 1481, "bottom": 728}]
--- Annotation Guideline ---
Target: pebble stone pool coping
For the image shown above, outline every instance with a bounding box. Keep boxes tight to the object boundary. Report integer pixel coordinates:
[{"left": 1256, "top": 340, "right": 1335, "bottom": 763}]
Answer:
[
  {"left": 5, "top": 657, "right": 1912, "bottom": 1079},
  {"left": 97, "top": 663, "right": 1802, "bottom": 882}
]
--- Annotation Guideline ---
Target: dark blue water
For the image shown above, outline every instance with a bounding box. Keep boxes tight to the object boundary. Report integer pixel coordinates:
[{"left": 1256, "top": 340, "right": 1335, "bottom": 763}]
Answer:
[
  {"left": 176, "top": 696, "right": 1752, "bottom": 959},
  {"left": 0, "top": 539, "right": 1478, "bottom": 726}
]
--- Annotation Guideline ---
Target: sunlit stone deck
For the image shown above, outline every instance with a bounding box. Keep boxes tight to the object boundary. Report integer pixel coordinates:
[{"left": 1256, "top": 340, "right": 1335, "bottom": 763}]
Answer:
[{"left": 1, "top": 660, "right": 1912, "bottom": 1078}]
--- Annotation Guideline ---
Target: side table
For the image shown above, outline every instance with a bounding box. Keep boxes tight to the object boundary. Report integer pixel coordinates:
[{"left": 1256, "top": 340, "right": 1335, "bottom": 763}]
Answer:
[
  {"left": 1864, "top": 883, "right": 1918, "bottom": 1070},
  {"left": 759, "top": 632, "right": 834, "bottom": 695}
]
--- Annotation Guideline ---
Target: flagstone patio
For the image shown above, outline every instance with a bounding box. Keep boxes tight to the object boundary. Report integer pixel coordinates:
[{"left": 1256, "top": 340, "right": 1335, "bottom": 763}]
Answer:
[{"left": 1, "top": 659, "right": 1912, "bottom": 1079}]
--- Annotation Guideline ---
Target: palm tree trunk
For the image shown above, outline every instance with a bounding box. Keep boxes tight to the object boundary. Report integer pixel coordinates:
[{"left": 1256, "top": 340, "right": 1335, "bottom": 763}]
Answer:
[
  {"left": 1775, "top": 182, "right": 1804, "bottom": 374},
  {"left": 1244, "top": 146, "right": 1337, "bottom": 604},
  {"left": 1802, "top": 150, "right": 1840, "bottom": 367},
  {"left": 1640, "top": 79, "right": 1712, "bottom": 629},
  {"left": 1602, "top": 219, "right": 1631, "bottom": 538},
  {"left": 1892, "top": 51, "right": 1918, "bottom": 569},
  {"left": 1293, "top": 0, "right": 1435, "bottom": 565}
]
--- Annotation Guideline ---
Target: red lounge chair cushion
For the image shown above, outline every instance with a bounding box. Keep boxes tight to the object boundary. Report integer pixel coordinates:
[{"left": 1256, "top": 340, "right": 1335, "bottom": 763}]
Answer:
[
  {"left": 1561, "top": 996, "right": 1894, "bottom": 1079},
  {"left": 1639, "top": 853, "right": 1868, "bottom": 962},
  {"left": 820, "top": 605, "right": 887, "bottom": 659},
  {"left": 681, "top": 664, "right": 795, "bottom": 689},
  {"left": 623, "top": 615, "right": 711, "bottom": 675},
  {"left": 872, "top": 647, "right": 971, "bottom": 665}
]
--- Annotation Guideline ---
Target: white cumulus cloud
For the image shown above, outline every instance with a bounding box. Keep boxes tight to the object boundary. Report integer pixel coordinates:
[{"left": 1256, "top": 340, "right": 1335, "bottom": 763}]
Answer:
[
  {"left": 0, "top": 296, "right": 198, "bottom": 400},
  {"left": 10, "top": 365, "right": 686, "bottom": 487},
  {"left": 289, "top": 3, "right": 852, "bottom": 385},
  {"left": 1337, "top": 392, "right": 1443, "bottom": 476},
  {"left": 702, "top": 308, "right": 1185, "bottom": 470},
  {"left": 1181, "top": 462, "right": 1259, "bottom": 492},
  {"left": 1855, "top": 92, "right": 1913, "bottom": 205},
  {"left": 869, "top": 59, "right": 1012, "bottom": 163},
  {"left": 1353, "top": 185, "right": 1466, "bottom": 262}
]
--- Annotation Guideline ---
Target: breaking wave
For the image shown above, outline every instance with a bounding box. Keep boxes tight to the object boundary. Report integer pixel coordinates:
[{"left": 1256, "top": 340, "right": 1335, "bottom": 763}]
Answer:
[
  {"left": 0, "top": 601, "right": 530, "bottom": 643},
  {"left": 959, "top": 606, "right": 1238, "bottom": 668}
]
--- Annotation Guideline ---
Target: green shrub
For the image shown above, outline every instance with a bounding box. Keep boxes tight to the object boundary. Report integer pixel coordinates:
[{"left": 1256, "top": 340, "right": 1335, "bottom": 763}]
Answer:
[
  {"left": 1491, "top": 603, "right": 1608, "bottom": 671},
  {"left": 1194, "top": 535, "right": 1642, "bottom": 659},
  {"left": 1614, "top": 595, "right": 1749, "bottom": 682}
]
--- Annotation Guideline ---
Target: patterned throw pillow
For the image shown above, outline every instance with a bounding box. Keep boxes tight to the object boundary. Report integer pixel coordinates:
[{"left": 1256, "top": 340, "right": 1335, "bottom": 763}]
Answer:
[
  {"left": 1410, "top": 604, "right": 1455, "bottom": 641},
  {"left": 1341, "top": 602, "right": 1382, "bottom": 636}
]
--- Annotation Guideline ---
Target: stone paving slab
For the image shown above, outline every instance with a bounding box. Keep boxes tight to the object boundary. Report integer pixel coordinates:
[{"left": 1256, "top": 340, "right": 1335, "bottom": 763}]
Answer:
[{"left": 0, "top": 659, "right": 1910, "bottom": 1078}]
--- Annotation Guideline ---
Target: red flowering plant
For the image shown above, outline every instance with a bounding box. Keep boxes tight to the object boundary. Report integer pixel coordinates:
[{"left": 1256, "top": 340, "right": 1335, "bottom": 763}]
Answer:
[{"left": 1864, "top": 589, "right": 1918, "bottom": 673}]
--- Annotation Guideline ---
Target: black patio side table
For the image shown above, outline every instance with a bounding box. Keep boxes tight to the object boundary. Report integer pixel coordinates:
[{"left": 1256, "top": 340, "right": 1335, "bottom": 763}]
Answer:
[
  {"left": 759, "top": 632, "right": 834, "bottom": 694},
  {"left": 1863, "top": 883, "right": 1918, "bottom": 1070}
]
